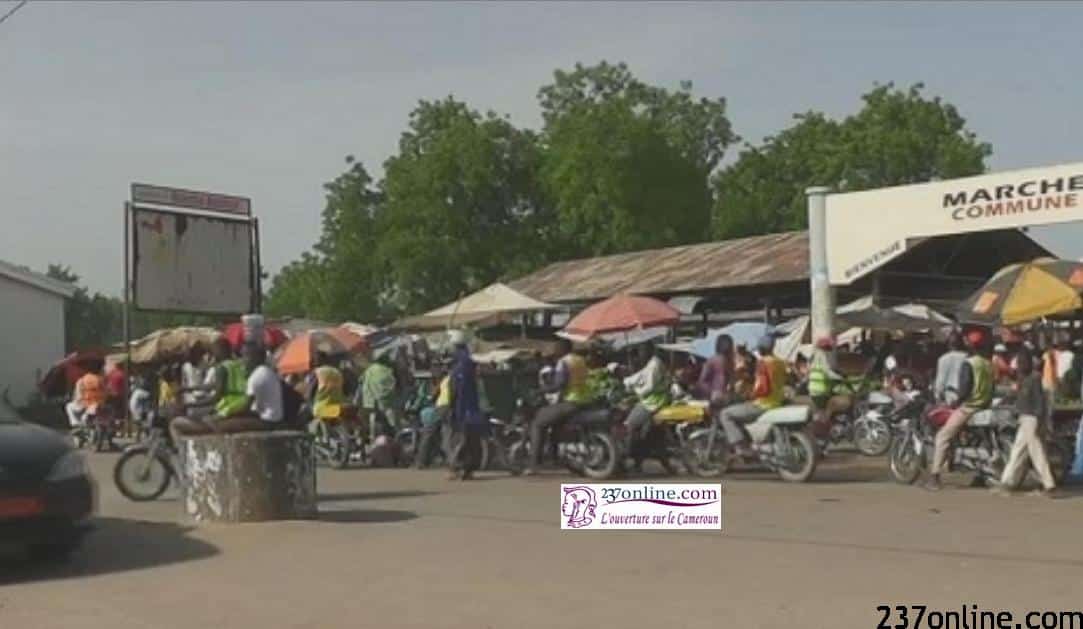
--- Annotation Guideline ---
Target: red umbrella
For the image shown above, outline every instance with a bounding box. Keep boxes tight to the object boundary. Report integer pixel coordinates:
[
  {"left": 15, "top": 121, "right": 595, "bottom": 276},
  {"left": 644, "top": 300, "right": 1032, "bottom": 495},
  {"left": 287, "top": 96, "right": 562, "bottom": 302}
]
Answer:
[
  {"left": 222, "top": 322, "right": 288, "bottom": 352},
  {"left": 562, "top": 294, "right": 681, "bottom": 339},
  {"left": 38, "top": 350, "right": 106, "bottom": 398}
]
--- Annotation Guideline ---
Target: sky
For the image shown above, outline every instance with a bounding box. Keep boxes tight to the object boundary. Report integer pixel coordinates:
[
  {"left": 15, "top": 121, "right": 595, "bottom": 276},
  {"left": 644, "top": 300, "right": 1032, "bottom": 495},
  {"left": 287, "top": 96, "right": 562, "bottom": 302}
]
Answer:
[{"left": 2, "top": 1, "right": 1082, "bottom": 295}]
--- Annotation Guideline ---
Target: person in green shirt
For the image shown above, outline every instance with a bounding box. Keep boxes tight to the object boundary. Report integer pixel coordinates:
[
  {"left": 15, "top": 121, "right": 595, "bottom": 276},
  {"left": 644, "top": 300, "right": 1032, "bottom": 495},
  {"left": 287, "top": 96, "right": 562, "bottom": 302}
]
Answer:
[{"left": 358, "top": 351, "right": 399, "bottom": 438}]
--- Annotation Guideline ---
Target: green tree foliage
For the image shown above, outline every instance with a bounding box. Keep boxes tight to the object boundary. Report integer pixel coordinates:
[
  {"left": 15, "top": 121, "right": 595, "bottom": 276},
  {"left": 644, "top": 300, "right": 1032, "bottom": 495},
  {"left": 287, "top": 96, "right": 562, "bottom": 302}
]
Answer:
[
  {"left": 539, "top": 61, "right": 737, "bottom": 257},
  {"left": 712, "top": 83, "right": 992, "bottom": 237},
  {"left": 266, "top": 159, "right": 389, "bottom": 322},
  {"left": 376, "top": 98, "right": 548, "bottom": 314}
]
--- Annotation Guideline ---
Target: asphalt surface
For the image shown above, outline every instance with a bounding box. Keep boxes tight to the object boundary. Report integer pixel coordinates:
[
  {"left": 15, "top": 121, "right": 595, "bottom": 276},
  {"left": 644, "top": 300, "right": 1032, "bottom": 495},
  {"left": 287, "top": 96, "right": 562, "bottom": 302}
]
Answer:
[{"left": 2, "top": 451, "right": 1083, "bottom": 629}]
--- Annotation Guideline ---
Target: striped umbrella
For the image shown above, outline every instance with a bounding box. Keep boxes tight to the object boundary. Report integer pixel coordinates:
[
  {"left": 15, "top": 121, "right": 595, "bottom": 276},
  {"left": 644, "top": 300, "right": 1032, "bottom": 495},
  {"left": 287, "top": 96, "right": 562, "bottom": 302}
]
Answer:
[{"left": 957, "top": 258, "right": 1083, "bottom": 326}]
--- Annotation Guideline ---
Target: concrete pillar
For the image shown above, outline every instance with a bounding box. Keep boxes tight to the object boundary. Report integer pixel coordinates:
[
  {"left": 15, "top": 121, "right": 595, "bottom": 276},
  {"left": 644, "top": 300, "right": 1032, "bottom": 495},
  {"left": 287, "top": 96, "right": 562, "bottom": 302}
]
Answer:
[
  {"left": 807, "top": 186, "right": 835, "bottom": 344},
  {"left": 181, "top": 430, "right": 317, "bottom": 523}
]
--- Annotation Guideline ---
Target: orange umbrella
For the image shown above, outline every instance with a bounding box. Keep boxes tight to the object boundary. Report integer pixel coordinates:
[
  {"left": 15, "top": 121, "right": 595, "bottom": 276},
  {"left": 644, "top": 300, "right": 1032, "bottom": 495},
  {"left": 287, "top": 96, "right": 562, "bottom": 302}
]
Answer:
[
  {"left": 562, "top": 294, "right": 681, "bottom": 339},
  {"left": 276, "top": 328, "right": 367, "bottom": 375}
]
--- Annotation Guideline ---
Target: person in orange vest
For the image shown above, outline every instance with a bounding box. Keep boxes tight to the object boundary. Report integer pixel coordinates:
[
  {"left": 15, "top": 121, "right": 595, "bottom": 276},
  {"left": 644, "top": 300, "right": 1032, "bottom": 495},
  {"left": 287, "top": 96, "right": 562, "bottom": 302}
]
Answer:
[{"left": 67, "top": 358, "right": 106, "bottom": 429}]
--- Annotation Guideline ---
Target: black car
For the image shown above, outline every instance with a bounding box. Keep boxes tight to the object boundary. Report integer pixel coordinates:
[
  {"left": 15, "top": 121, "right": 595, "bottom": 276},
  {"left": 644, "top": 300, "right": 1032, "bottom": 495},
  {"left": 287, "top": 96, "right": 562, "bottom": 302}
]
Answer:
[{"left": 0, "top": 412, "right": 95, "bottom": 559}]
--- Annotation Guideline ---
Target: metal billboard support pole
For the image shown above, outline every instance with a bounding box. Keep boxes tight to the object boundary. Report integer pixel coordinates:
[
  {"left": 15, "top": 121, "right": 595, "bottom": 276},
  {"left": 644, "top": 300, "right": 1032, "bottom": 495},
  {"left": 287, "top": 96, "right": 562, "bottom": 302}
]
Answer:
[
  {"left": 252, "top": 217, "right": 263, "bottom": 314},
  {"left": 123, "top": 202, "right": 133, "bottom": 436},
  {"left": 806, "top": 186, "right": 835, "bottom": 345}
]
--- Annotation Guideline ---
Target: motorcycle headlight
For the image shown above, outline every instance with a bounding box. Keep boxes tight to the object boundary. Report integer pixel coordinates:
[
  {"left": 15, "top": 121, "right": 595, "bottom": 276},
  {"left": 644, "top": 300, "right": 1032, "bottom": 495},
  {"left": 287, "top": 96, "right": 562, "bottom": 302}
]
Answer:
[{"left": 47, "top": 451, "right": 89, "bottom": 482}]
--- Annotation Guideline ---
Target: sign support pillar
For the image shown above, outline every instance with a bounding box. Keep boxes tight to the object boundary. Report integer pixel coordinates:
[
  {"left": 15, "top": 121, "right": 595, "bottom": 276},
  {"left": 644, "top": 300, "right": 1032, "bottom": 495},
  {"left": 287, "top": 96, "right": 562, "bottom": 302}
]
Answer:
[{"left": 807, "top": 186, "right": 835, "bottom": 344}]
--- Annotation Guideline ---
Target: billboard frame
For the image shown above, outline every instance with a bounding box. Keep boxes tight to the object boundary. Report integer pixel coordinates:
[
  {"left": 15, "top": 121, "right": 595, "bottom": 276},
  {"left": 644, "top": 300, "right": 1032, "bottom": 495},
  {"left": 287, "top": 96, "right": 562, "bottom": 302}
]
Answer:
[{"left": 121, "top": 184, "right": 262, "bottom": 429}]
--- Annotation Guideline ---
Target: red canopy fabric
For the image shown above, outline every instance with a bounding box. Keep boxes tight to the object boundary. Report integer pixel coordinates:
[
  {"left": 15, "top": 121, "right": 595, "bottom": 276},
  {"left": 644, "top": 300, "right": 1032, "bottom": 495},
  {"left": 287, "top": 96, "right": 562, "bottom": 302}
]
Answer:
[
  {"left": 222, "top": 322, "right": 288, "bottom": 352},
  {"left": 38, "top": 350, "right": 106, "bottom": 398},
  {"left": 562, "top": 294, "right": 681, "bottom": 338}
]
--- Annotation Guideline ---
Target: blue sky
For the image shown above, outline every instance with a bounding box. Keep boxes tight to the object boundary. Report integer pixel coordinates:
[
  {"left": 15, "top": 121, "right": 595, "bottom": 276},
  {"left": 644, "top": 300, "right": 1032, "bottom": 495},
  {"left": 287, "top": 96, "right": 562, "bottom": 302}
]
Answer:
[{"left": 2, "top": 1, "right": 1081, "bottom": 293}]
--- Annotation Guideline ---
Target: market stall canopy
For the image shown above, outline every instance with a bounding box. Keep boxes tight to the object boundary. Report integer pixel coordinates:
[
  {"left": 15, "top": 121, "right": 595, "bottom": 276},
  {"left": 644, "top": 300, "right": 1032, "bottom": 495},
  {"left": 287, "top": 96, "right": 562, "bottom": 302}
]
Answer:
[
  {"left": 121, "top": 327, "right": 221, "bottom": 365},
  {"left": 561, "top": 294, "right": 680, "bottom": 340},
  {"left": 837, "top": 296, "right": 952, "bottom": 333},
  {"left": 957, "top": 258, "right": 1083, "bottom": 327},
  {"left": 689, "top": 322, "right": 779, "bottom": 359},
  {"left": 393, "top": 283, "right": 560, "bottom": 331}
]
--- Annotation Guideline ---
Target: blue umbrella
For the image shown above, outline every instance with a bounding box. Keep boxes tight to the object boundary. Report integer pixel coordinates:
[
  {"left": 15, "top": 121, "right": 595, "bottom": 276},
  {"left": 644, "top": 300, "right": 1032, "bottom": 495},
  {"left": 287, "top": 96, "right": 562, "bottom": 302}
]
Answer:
[{"left": 690, "top": 322, "right": 780, "bottom": 359}]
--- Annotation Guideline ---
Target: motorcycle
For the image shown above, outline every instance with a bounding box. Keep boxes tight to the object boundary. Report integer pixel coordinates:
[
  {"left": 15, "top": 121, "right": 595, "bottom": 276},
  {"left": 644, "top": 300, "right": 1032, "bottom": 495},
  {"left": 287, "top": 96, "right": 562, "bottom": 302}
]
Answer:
[
  {"left": 812, "top": 377, "right": 897, "bottom": 457},
  {"left": 629, "top": 400, "right": 712, "bottom": 475},
  {"left": 114, "top": 412, "right": 180, "bottom": 502},
  {"left": 684, "top": 403, "right": 820, "bottom": 482},
  {"left": 889, "top": 394, "right": 1015, "bottom": 485},
  {"left": 506, "top": 391, "right": 623, "bottom": 480}
]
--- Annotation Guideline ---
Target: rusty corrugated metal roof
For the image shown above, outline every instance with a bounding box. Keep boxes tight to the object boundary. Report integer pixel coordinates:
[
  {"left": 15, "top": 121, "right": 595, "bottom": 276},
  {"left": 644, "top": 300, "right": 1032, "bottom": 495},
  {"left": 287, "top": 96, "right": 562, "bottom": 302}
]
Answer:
[{"left": 510, "top": 231, "right": 810, "bottom": 303}]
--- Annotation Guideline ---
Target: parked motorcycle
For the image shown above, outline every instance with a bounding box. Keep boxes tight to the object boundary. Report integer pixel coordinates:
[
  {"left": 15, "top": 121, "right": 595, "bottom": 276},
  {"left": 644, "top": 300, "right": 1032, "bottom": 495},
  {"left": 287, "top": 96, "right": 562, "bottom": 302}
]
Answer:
[
  {"left": 114, "top": 413, "right": 180, "bottom": 501},
  {"left": 625, "top": 400, "right": 711, "bottom": 474},
  {"left": 506, "top": 393, "right": 623, "bottom": 480},
  {"left": 889, "top": 395, "right": 1015, "bottom": 485},
  {"left": 75, "top": 404, "right": 119, "bottom": 452},
  {"left": 685, "top": 403, "right": 820, "bottom": 482}
]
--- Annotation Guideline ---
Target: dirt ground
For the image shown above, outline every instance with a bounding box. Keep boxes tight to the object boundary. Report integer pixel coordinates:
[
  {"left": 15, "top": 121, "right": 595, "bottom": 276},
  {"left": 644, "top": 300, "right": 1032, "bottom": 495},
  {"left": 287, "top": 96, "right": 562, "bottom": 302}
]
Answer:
[{"left": 2, "top": 452, "right": 1082, "bottom": 629}]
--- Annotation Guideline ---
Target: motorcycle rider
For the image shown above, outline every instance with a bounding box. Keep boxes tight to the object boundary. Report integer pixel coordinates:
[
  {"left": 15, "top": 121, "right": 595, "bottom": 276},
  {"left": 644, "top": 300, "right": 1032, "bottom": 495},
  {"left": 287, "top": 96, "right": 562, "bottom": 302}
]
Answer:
[
  {"left": 924, "top": 328, "right": 994, "bottom": 491},
  {"left": 523, "top": 339, "right": 590, "bottom": 476},
  {"left": 933, "top": 332, "right": 968, "bottom": 405},
  {"left": 308, "top": 350, "right": 348, "bottom": 442},
  {"left": 719, "top": 335, "right": 788, "bottom": 453},
  {"left": 622, "top": 341, "right": 671, "bottom": 464},
  {"left": 808, "top": 336, "right": 851, "bottom": 440},
  {"left": 66, "top": 358, "right": 106, "bottom": 431}
]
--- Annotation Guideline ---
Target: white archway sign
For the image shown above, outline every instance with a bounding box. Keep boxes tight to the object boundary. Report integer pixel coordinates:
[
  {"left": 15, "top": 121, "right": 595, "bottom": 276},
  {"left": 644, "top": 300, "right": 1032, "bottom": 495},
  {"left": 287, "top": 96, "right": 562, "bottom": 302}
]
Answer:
[{"left": 808, "top": 161, "right": 1083, "bottom": 340}]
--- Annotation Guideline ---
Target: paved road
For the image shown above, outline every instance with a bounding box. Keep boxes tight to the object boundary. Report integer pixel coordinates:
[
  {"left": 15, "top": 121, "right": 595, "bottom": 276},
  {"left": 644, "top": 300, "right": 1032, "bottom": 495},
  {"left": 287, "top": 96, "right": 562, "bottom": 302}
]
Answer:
[{"left": 3, "top": 452, "right": 1083, "bottom": 629}]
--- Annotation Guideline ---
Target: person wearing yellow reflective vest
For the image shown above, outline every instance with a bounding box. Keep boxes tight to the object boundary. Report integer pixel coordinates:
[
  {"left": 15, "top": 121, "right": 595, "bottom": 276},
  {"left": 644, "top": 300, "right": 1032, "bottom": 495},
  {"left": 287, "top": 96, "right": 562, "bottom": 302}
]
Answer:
[
  {"left": 925, "top": 328, "right": 994, "bottom": 491},
  {"left": 523, "top": 339, "right": 590, "bottom": 475},
  {"left": 808, "top": 337, "right": 853, "bottom": 439},
  {"left": 214, "top": 357, "right": 251, "bottom": 418}
]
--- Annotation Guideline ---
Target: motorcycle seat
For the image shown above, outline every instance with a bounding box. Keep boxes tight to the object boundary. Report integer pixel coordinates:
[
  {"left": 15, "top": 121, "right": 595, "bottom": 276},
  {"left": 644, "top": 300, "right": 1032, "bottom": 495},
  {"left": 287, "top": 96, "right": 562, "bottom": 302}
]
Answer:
[
  {"left": 653, "top": 402, "right": 708, "bottom": 424},
  {"left": 967, "top": 407, "right": 1013, "bottom": 428},
  {"left": 867, "top": 391, "right": 893, "bottom": 406},
  {"left": 568, "top": 408, "right": 612, "bottom": 426},
  {"left": 758, "top": 405, "right": 810, "bottom": 425}
]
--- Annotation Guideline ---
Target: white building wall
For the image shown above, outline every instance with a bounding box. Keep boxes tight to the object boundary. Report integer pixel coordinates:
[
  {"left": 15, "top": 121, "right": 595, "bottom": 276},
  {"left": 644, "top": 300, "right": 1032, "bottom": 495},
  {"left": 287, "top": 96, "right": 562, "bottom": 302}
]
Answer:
[{"left": 0, "top": 274, "right": 66, "bottom": 404}]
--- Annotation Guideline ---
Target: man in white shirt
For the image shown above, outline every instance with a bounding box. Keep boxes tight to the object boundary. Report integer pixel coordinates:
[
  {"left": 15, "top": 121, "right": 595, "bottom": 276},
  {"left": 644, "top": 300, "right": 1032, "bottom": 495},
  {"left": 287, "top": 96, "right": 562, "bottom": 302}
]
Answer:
[{"left": 934, "top": 332, "right": 968, "bottom": 405}]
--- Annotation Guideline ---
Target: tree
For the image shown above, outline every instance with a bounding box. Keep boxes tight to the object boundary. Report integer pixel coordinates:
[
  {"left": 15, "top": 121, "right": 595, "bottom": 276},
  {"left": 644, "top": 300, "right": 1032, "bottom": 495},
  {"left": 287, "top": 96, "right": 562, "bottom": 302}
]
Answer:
[
  {"left": 376, "top": 97, "right": 548, "bottom": 314},
  {"left": 538, "top": 61, "right": 737, "bottom": 257},
  {"left": 265, "top": 158, "right": 390, "bottom": 322},
  {"left": 712, "top": 83, "right": 992, "bottom": 238}
]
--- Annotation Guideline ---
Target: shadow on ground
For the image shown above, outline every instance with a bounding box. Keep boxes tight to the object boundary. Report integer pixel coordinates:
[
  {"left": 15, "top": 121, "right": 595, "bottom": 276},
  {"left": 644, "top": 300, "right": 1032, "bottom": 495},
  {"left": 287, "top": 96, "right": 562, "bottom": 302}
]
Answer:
[
  {"left": 317, "top": 490, "right": 437, "bottom": 503},
  {"left": 0, "top": 517, "right": 218, "bottom": 585},
  {"left": 318, "top": 509, "right": 419, "bottom": 524}
]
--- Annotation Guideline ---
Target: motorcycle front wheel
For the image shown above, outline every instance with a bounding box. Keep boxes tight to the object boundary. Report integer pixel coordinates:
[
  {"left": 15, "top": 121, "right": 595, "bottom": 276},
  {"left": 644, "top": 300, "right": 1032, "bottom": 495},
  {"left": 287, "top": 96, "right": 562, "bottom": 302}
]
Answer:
[
  {"left": 773, "top": 428, "right": 818, "bottom": 483},
  {"left": 889, "top": 434, "right": 924, "bottom": 485},
  {"left": 579, "top": 432, "right": 618, "bottom": 480},
  {"left": 114, "top": 447, "right": 173, "bottom": 502},
  {"left": 853, "top": 416, "right": 893, "bottom": 457},
  {"left": 683, "top": 429, "right": 730, "bottom": 478}
]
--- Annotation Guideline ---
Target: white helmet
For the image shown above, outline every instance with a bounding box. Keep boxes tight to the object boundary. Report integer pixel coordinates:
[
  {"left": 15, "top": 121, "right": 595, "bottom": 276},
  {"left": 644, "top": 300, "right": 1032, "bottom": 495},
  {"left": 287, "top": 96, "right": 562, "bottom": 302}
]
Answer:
[{"left": 447, "top": 329, "right": 468, "bottom": 347}]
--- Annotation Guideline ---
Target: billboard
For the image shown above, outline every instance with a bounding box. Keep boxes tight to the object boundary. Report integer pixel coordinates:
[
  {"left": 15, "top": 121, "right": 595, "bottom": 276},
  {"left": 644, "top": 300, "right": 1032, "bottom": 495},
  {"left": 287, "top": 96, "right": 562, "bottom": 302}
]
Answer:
[
  {"left": 825, "top": 161, "right": 1083, "bottom": 285},
  {"left": 132, "top": 207, "right": 254, "bottom": 313}
]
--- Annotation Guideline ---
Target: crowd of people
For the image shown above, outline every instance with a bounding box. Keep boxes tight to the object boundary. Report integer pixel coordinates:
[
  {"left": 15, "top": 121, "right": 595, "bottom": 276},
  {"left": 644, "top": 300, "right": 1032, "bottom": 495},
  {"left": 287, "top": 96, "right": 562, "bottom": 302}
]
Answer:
[{"left": 61, "top": 321, "right": 1083, "bottom": 492}]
